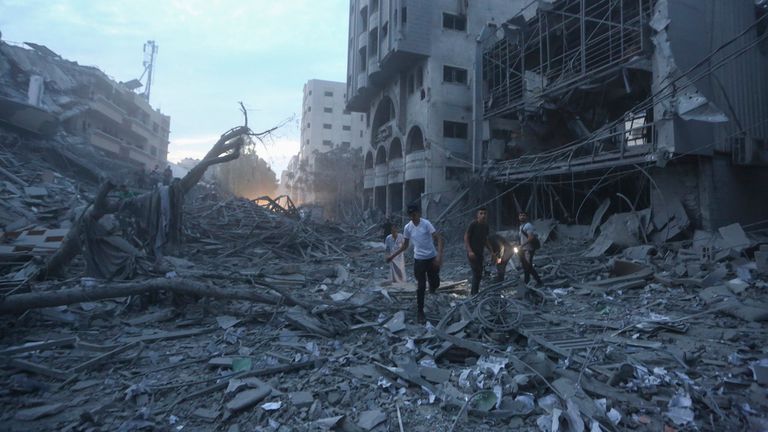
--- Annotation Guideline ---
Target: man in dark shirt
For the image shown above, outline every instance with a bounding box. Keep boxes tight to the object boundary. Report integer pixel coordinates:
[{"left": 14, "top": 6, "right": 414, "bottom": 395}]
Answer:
[
  {"left": 464, "top": 207, "right": 491, "bottom": 295},
  {"left": 488, "top": 233, "right": 515, "bottom": 282}
]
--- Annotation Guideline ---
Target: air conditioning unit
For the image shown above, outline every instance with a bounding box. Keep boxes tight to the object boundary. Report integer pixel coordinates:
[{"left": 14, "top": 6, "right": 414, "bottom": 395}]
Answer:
[{"left": 731, "top": 136, "right": 768, "bottom": 166}]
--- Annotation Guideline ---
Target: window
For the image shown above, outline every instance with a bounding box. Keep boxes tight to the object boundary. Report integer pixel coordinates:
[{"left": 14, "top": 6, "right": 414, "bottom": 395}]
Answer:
[
  {"left": 369, "top": 28, "right": 378, "bottom": 56},
  {"left": 323, "top": 107, "right": 333, "bottom": 113},
  {"left": 360, "top": 114, "right": 364, "bottom": 121},
  {"left": 416, "top": 66, "right": 423, "bottom": 87},
  {"left": 359, "top": 47, "right": 367, "bottom": 72},
  {"left": 323, "top": 123, "right": 332, "bottom": 129},
  {"left": 442, "top": 13, "right": 466, "bottom": 31},
  {"left": 324, "top": 91, "right": 334, "bottom": 97},
  {"left": 402, "top": 7, "right": 407, "bottom": 24},
  {"left": 443, "top": 65, "right": 468, "bottom": 84},
  {"left": 446, "top": 167, "right": 469, "bottom": 181},
  {"left": 305, "top": 139, "right": 309, "bottom": 146},
  {"left": 308, "top": 90, "right": 312, "bottom": 95},
  {"left": 491, "top": 129, "right": 510, "bottom": 140},
  {"left": 307, "top": 106, "right": 312, "bottom": 112},
  {"left": 443, "top": 121, "right": 468, "bottom": 139},
  {"left": 360, "top": 131, "right": 364, "bottom": 137},
  {"left": 382, "top": 22, "right": 388, "bottom": 39},
  {"left": 371, "top": 0, "right": 379, "bottom": 13},
  {"left": 342, "top": 125, "right": 351, "bottom": 131},
  {"left": 306, "top": 122, "right": 310, "bottom": 129},
  {"left": 341, "top": 141, "right": 351, "bottom": 147},
  {"left": 150, "top": 146, "right": 157, "bottom": 156},
  {"left": 322, "top": 140, "right": 333, "bottom": 146},
  {"left": 408, "top": 74, "right": 415, "bottom": 94}
]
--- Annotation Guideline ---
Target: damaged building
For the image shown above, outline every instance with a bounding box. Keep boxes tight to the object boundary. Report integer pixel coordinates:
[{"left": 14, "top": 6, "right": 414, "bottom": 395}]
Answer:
[
  {"left": 476, "top": 0, "right": 768, "bottom": 235},
  {"left": 347, "top": 0, "right": 524, "bottom": 219},
  {"left": 0, "top": 39, "right": 171, "bottom": 170},
  {"left": 283, "top": 79, "right": 366, "bottom": 216}
]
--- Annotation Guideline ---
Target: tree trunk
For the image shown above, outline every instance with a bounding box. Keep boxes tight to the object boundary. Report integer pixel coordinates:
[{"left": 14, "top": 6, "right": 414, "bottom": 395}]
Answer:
[{"left": 0, "top": 278, "right": 281, "bottom": 315}]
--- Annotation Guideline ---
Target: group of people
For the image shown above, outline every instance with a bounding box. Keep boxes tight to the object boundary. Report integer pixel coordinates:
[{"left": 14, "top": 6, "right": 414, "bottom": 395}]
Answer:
[
  {"left": 136, "top": 164, "right": 174, "bottom": 190},
  {"left": 383, "top": 205, "right": 542, "bottom": 324}
]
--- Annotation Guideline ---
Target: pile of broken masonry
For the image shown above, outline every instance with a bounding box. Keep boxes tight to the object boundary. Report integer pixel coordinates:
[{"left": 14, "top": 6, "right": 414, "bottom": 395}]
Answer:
[{"left": 2, "top": 135, "right": 768, "bottom": 432}]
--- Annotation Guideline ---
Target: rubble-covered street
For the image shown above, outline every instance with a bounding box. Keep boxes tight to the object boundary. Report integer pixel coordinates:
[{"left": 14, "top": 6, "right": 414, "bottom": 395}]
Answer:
[{"left": 1, "top": 131, "right": 768, "bottom": 431}]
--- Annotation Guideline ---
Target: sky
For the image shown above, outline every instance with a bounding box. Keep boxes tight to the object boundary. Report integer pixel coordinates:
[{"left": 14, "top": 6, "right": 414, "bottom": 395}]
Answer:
[{"left": 0, "top": 0, "right": 350, "bottom": 176}]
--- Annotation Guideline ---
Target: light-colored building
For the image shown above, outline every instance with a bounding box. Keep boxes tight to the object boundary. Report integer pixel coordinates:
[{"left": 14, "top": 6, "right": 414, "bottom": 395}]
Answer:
[
  {"left": 291, "top": 79, "right": 365, "bottom": 204},
  {"left": 346, "top": 0, "right": 522, "bottom": 218}
]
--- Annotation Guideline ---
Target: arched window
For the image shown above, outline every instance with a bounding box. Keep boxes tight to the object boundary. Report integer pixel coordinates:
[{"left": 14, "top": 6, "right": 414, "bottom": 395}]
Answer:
[
  {"left": 375, "top": 145, "right": 387, "bottom": 165},
  {"left": 365, "top": 151, "right": 374, "bottom": 169},
  {"left": 406, "top": 126, "right": 425, "bottom": 154},
  {"left": 389, "top": 138, "right": 403, "bottom": 161}
]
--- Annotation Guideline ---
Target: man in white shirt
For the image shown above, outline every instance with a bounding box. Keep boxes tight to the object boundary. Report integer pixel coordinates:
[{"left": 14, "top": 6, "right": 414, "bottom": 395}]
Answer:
[
  {"left": 518, "top": 211, "right": 542, "bottom": 286},
  {"left": 386, "top": 204, "right": 444, "bottom": 324}
]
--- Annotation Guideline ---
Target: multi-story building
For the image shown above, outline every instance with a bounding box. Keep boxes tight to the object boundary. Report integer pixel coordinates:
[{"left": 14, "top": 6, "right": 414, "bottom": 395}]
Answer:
[
  {"left": 0, "top": 40, "right": 170, "bottom": 171},
  {"left": 477, "top": 0, "right": 768, "bottom": 231},
  {"left": 292, "top": 79, "right": 365, "bottom": 204},
  {"left": 346, "top": 0, "right": 522, "bottom": 218}
]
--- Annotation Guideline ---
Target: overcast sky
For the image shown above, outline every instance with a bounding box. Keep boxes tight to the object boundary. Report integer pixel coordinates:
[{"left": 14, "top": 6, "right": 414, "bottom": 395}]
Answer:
[{"left": 0, "top": 0, "right": 350, "bottom": 176}]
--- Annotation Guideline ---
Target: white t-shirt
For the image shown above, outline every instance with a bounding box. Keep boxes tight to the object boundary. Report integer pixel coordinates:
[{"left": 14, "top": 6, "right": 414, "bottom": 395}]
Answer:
[
  {"left": 520, "top": 222, "right": 535, "bottom": 250},
  {"left": 403, "top": 218, "right": 437, "bottom": 260}
]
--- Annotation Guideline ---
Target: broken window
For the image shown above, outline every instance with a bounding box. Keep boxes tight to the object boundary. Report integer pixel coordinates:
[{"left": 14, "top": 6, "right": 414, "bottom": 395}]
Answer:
[
  {"left": 443, "top": 121, "right": 468, "bottom": 139},
  {"left": 624, "top": 112, "right": 648, "bottom": 147},
  {"left": 323, "top": 124, "right": 332, "bottom": 129},
  {"left": 323, "top": 107, "right": 333, "bottom": 113},
  {"left": 341, "top": 141, "right": 351, "bottom": 148},
  {"left": 442, "top": 13, "right": 466, "bottom": 31},
  {"left": 443, "top": 65, "right": 467, "bottom": 84},
  {"left": 445, "top": 166, "right": 469, "bottom": 180},
  {"left": 416, "top": 66, "right": 423, "bottom": 87}
]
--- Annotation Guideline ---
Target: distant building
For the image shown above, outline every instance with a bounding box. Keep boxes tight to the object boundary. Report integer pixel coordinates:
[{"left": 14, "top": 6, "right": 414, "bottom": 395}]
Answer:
[
  {"left": 345, "top": 0, "right": 520, "bottom": 218},
  {"left": 0, "top": 40, "right": 170, "bottom": 171},
  {"left": 288, "top": 79, "right": 365, "bottom": 205}
]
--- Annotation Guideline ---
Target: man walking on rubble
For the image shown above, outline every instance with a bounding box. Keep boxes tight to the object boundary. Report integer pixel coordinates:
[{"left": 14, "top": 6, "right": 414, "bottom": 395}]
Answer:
[
  {"left": 465, "top": 207, "right": 491, "bottom": 295},
  {"left": 518, "top": 211, "right": 543, "bottom": 287},
  {"left": 386, "top": 204, "right": 444, "bottom": 324}
]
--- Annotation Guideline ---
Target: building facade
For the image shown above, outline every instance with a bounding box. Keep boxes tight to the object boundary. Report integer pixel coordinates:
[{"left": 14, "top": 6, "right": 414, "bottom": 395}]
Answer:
[
  {"left": 287, "top": 79, "right": 365, "bottom": 206},
  {"left": 477, "top": 0, "right": 768, "bottom": 231},
  {"left": 0, "top": 41, "right": 170, "bottom": 171},
  {"left": 346, "top": 0, "right": 523, "bottom": 218}
]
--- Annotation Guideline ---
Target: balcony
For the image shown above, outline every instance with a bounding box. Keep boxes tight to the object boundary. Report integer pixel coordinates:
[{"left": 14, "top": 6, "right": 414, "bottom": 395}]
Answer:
[
  {"left": 89, "top": 129, "right": 123, "bottom": 154},
  {"left": 388, "top": 158, "right": 404, "bottom": 183},
  {"left": 364, "top": 168, "right": 375, "bottom": 189},
  {"left": 127, "top": 117, "right": 157, "bottom": 142},
  {"left": 90, "top": 95, "right": 126, "bottom": 124},
  {"left": 357, "top": 32, "right": 368, "bottom": 49},
  {"left": 374, "top": 163, "right": 387, "bottom": 187},
  {"left": 369, "top": 11, "right": 379, "bottom": 29},
  {"left": 405, "top": 150, "right": 426, "bottom": 181}
]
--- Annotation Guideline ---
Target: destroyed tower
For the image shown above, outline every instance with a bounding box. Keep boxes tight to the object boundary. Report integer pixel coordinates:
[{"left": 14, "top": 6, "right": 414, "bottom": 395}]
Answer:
[{"left": 0, "top": 40, "right": 171, "bottom": 171}]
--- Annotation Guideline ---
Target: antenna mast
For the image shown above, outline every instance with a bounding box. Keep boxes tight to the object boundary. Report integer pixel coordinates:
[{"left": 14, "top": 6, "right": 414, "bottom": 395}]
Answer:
[{"left": 142, "top": 40, "right": 158, "bottom": 102}]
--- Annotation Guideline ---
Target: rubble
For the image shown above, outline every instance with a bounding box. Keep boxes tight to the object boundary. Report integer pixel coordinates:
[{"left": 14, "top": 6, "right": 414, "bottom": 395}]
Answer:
[{"left": 2, "top": 87, "right": 768, "bottom": 432}]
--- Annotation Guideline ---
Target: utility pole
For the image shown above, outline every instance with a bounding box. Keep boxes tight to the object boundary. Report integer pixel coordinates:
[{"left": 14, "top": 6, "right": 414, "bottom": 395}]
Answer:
[{"left": 142, "top": 40, "right": 158, "bottom": 103}]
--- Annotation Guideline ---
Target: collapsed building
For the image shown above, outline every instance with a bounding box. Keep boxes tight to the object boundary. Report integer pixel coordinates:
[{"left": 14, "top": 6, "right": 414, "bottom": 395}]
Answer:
[
  {"left": 476, "top": 0, "right": 768, "bottom": 234},
  {"left": 0, "top": 39, "right": 171, "bottom": 171}
]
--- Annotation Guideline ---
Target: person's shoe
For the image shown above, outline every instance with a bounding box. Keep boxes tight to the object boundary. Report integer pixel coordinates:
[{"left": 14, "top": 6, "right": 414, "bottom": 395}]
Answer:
[{"left": 417, "top": 312, "right": 426, "bottom": 324}]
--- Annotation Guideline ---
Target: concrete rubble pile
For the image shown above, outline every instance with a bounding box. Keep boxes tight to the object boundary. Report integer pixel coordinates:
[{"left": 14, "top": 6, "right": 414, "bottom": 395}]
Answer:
[{"left": 1, "top": 107, "right": 767, "bottom": 432}]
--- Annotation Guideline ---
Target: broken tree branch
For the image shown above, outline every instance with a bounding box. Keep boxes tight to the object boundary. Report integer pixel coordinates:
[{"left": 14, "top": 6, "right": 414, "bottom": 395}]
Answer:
[{"left": 0, "top": 278, "right": 281, "bottom": 315}]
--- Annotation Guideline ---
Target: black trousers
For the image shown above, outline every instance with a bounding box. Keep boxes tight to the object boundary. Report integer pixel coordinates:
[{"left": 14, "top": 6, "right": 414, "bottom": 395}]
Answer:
[
  {"left": 519, "top": 249, "right": 542, "bottom": 284},
  {"left": 468, "top": 254, "right": 483, "bottom": 295},
  {"left": 414, "top": 258, "right": 440, "bottom": 315}
]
